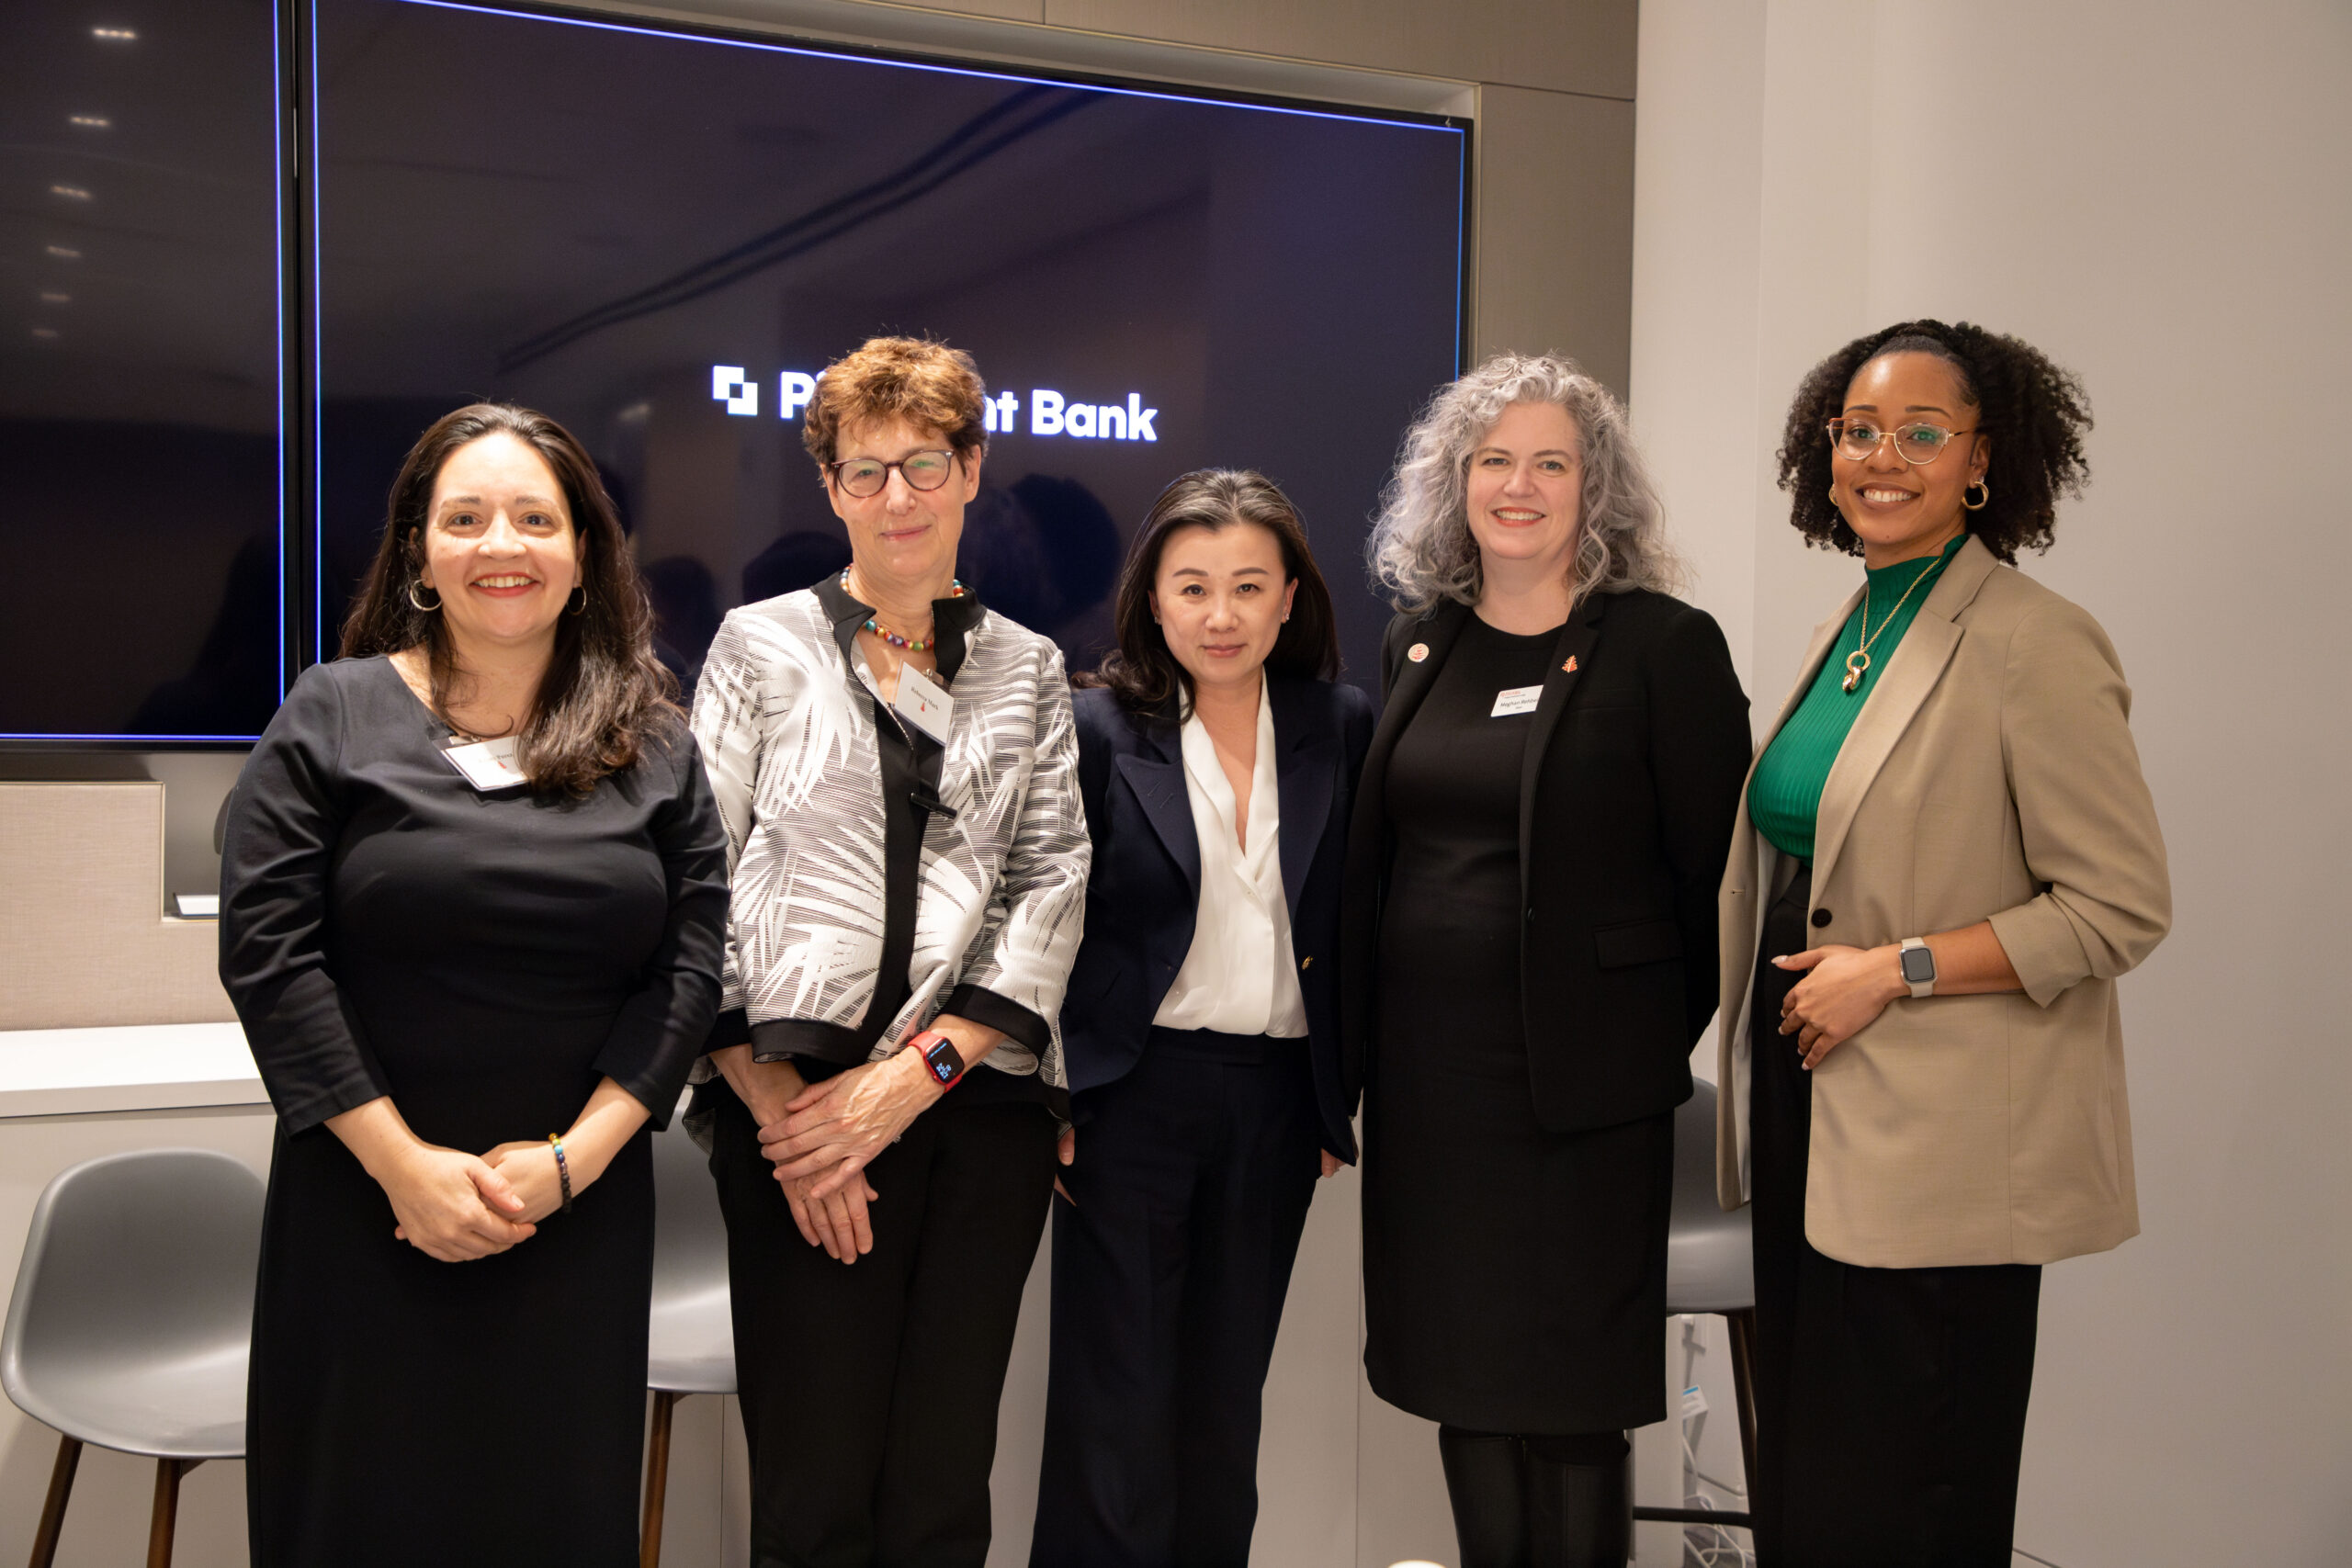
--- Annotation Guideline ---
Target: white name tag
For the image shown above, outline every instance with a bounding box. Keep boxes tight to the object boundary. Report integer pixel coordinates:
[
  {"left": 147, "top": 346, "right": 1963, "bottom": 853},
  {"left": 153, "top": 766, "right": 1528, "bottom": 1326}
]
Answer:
[
  {"left": 1490, "top": 684, "right": 1543, "bottom": 717},
  {"left": 443, "top": 734, "right": 526, "bottom": 791},
  {"left": 893, "top": 664, "right": 954, "bottom": 744}
]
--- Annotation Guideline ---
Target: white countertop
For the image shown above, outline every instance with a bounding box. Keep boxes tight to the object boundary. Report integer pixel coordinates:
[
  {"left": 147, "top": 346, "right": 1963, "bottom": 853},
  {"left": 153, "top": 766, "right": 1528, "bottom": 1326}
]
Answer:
[{"left": 0, "top": 1021, "right": 266, "bottom": 1119}]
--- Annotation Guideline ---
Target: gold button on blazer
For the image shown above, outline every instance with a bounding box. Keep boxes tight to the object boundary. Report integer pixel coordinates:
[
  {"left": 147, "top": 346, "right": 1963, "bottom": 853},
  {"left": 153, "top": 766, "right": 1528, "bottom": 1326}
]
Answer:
[{"left": 1714, "top": 535, "right": 2171, "bottom": 1268}]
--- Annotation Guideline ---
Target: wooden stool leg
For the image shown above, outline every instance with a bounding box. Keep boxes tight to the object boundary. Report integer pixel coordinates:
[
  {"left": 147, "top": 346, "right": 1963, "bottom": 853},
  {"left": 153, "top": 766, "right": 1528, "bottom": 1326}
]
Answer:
[
  {"left": 146, "top": 1458, "right": 197, "bottom": 1568},
  {"left": 1725, "top": 1307, "right": 1760, "bottom": 1505},
  {"left": 27, "top": 1434, "right": 82, "bottom": 1568},
  {"left": 640, "top": 1390, "right": 680, "bottom": 1568}
]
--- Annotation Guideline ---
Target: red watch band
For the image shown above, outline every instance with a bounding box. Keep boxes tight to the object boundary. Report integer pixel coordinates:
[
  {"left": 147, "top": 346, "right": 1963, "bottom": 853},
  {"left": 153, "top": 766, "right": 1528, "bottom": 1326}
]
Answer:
[{"left": 907, "top": 1029, "right": 964, "bottom": 1089}]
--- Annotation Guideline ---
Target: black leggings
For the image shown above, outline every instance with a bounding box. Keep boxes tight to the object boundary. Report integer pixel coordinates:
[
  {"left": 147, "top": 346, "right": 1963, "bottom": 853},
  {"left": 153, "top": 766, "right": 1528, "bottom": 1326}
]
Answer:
[
  {"left": 1747, "top": 864, "right": 2041, "bottom": 1567},
  {"left": 1437, "top": 1425, "right": 1630, "bottom": 1568}
]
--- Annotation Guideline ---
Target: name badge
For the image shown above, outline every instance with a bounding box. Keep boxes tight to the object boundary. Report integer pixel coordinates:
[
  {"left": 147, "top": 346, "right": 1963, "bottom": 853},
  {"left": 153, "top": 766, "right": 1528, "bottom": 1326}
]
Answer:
[
  {"left": 1490, "top": 684, "right": 1543, "bottom": 718},
  {"left": 893, "top": 664, "right": 954, "bottom": 744},
  {"left": 443, "top": 734, "right": 526, "bottom": 792}
]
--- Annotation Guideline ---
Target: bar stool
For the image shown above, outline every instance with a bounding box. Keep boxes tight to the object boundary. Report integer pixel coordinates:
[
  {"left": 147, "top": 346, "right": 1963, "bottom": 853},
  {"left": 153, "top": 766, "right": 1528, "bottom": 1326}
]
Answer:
[
  {"left": 1633, "top": 1079, "right": 1758, "bottom": 1531},
  {"left": 640, "top": 1113, "right": 736, "bottom": 1568},
  {"left": 3, "top": 1147, "right": 264, "bottom": 1568}
]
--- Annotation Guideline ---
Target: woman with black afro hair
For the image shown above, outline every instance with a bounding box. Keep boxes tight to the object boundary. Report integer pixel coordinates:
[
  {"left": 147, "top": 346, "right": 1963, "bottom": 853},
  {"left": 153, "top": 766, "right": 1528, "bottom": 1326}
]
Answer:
[{"left": 1713, "top": 321, "right": 2171, "bottom": 1564}]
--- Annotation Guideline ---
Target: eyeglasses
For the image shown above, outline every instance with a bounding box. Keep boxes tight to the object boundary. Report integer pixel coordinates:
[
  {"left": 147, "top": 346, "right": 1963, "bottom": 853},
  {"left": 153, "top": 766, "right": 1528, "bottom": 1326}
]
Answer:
[
  {"left": 828, "top": 448, "right": 958, "bottom": 499},
  {"left": 1826, "top": 418, "right": 1977, "bottom": 466}
]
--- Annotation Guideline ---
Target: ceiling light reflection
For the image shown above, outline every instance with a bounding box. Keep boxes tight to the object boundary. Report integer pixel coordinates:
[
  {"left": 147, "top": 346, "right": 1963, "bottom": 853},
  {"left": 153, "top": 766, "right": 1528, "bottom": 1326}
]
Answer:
[
  {"left": 70, "top": 115, "right": 113, "bottom": 130},
  {"left": 40, "top": 292, "right": 73, "bottom": 304},
  {"left": 91, "top": 27, "right": 138, "bottom": 42},
  {"left": 50, "top": 185, "right": 94, "bottom": 200},
  {"left": 31, "top": 327, "right": 62, "bottom": 339},
  {"left": 45, "top": 245, "right": 84, "bottom": 260}
]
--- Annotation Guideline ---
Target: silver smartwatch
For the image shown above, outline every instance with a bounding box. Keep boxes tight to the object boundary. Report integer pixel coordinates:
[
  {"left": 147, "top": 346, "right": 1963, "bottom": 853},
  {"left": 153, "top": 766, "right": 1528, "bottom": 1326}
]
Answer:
[{"left": 1898, "top": 937, "right": 1937, "bottom": 998}]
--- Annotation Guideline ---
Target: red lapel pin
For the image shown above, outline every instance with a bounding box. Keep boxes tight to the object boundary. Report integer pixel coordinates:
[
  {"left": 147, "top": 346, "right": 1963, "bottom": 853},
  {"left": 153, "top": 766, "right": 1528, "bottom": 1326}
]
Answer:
[{"left": 1562, "top": 655, "right": 1579, "bottom": 673}]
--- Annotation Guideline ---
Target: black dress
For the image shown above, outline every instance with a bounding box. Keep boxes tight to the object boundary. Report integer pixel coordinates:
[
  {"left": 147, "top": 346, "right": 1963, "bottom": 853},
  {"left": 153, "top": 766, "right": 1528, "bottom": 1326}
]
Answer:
[
  {"left": 1362, "top": 616, "right": 1673, "bottom": 1435},
  {"left": 219, "top": 657, "right": 728, "bottom": 1566}
]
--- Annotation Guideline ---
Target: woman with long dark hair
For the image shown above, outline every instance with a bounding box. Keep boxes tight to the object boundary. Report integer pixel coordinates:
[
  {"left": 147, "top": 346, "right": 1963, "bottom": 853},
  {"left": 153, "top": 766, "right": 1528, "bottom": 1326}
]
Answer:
[
  {"left": 219, "top": 403, "right": 728, "bottom": 1564},
  {"left": 1031, "top": 470, "right": 1374, "bottom": 1568}
]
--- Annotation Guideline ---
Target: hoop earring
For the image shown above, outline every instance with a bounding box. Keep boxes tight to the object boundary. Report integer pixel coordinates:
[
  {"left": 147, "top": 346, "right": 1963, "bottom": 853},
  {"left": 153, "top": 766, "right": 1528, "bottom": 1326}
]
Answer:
[
  {"left": 567, "top": 584, "right": 588, "bottom": 616},
  {"left": 1964, "top": 479, "right": 1991, "bottom": 511},
  {"left": 408, "top": 581, "right": 441, "bottom": 612}
]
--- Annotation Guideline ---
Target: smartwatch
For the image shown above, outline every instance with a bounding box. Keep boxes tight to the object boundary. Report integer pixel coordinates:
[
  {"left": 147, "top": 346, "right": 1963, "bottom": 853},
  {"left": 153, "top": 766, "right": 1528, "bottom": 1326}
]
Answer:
[
  {"left": 1898, "top": 937, "right": 1937, "bottom": 999},
  {"left": 908, "top": 1030, "right": 965, "bottom": 1089}
]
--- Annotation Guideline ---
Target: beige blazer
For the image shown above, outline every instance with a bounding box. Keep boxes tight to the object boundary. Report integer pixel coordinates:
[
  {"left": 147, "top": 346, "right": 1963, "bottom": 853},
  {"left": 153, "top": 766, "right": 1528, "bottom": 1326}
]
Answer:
[{"left": 1715, "top": 536, "right": 2169, "bottom": 1268}]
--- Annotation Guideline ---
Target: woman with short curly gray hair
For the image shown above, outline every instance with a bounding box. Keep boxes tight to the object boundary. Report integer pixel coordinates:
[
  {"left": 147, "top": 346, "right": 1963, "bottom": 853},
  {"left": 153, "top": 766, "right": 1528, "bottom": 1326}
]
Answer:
[
  {"left": 1367, "top": 352, "right": 1684, "bottom": 613},
  {"left": 1341, "top": 352, "right": 1750, "bottom": 1567}
]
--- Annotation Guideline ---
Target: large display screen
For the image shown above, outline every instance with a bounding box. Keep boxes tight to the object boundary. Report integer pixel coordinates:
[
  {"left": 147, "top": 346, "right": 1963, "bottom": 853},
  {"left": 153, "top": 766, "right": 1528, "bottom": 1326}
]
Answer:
[
  {"left": 0, "top": 0, "right": 284, "bottom": 741},
  {"left": 311, "top": 0, "right": 1466, "bottom": 691}
]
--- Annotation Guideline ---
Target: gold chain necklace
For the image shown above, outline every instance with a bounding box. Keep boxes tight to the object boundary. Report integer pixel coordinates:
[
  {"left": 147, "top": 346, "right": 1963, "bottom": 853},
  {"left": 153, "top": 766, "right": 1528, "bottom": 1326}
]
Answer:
[{"left": 1841, "top": 558, "right": 1943, "bottom": 694}]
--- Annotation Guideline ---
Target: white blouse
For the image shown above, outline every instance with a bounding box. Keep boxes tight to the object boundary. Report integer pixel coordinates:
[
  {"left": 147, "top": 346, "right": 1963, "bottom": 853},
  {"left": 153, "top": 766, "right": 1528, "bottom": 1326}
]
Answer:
[{"left": 1151, "top": 682, "right": 1308, "bottom": 1038}]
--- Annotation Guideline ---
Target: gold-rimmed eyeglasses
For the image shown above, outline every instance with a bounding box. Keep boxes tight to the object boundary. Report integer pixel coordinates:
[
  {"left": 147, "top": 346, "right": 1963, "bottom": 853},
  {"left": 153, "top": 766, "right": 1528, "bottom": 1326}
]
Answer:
[
  {"left": 1826, "top": 418, "right": 1977, "bottom": 466},
  {"left": 828, "top": 448, "right": 958, "bottom": 499}
]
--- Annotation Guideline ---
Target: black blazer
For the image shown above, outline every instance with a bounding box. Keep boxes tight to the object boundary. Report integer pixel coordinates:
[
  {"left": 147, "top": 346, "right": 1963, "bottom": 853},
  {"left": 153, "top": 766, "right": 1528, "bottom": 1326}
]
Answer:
[
  {"left": 1066, "top": 672, "right": 1378, "bottom": 1160},
  {"left": 1340, "top": 589, "right": 1750, "bottom": 1134}
]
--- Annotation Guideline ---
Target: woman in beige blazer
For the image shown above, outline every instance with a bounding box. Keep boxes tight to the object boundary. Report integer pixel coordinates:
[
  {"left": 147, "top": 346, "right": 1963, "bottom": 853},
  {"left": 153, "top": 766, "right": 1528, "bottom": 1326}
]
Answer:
[{"left": 1718, "top": 320, "right": 2168, "bottom": 1566}]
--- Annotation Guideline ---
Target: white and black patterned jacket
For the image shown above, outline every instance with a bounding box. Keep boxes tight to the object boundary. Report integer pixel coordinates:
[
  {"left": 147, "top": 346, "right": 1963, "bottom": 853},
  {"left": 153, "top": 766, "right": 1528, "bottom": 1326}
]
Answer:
[{"left": 688, "top": 576, "right": 1088, "bottom": 1101}]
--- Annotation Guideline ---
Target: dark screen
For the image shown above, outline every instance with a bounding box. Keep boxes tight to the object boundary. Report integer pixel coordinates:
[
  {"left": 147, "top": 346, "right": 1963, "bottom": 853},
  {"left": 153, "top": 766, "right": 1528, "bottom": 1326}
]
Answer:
[
  {"left": 313, "top": 0, "right": 1464, "bottom": 691},
  {"left": 0, "top": 0, "right": 283, "bottom": 741}
]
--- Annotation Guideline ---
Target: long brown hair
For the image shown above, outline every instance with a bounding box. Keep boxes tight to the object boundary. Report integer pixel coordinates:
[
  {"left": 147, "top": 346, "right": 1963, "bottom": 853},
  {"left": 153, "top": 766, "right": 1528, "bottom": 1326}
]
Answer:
[
  {"left": 1079, "top": 469, "right": 1340, "bottom": 716},
  {"left": 338, "top": 402, "right": 677, "bottom": 795}
]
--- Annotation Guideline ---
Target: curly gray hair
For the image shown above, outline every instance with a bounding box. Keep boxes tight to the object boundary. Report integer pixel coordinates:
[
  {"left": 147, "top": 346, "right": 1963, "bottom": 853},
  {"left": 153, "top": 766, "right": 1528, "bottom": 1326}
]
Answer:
[{"left": 1366, "top": 352, "right": 1685, "bottom": 614}]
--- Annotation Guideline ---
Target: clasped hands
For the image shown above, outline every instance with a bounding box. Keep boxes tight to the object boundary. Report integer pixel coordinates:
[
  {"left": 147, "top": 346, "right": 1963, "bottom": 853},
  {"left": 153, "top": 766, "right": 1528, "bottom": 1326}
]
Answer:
[
  {"left": 1773, "top": 942, "right": 1907, "bottom": 1069},
  {"left": 743, "top": 1017, "right": 1004, "bottom": 1267},
  {"left": 381, "top": 1137, "right": 558, "bottom": 1264}
]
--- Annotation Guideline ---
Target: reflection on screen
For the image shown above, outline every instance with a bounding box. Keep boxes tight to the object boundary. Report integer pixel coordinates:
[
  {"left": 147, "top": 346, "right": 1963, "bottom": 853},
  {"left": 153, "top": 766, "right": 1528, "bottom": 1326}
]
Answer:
[
  {"left": 313, "top": 0, "right": 1464, "bottom": 689},
  {"left": 0, "top": 0, "right": 282, "bottom": 740}
]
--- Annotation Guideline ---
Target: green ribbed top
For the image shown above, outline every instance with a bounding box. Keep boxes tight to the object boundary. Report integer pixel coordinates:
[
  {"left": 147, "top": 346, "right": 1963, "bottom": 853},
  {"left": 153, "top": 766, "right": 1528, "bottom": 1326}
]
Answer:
[{"left": 1748, "top": 534, "right": 1967, "bottom": 861}]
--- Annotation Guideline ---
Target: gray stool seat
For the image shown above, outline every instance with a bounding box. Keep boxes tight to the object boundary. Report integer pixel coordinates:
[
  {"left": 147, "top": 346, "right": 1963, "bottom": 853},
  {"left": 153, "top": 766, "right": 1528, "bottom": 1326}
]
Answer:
[
  {"left": 1633, "top": 1081, "right": 1759, "bottom": 1532},
  {"left": 4, "top": 1146, "right": 266, "bottom": 1566},
  {"left": 642, "top": 1111, "right": 736, "bottom": 1566},
  {"left": 647, "top": 1111, "right": 735, "bottom": 1397},
  {"left": 1664, "top": 1080, "right": 1755, "bottom": 1315}
]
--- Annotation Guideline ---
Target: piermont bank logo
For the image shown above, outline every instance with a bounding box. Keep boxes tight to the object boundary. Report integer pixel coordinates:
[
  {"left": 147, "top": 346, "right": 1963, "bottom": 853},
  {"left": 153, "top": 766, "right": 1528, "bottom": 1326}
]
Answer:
[{"left": 711, "top": 365, "right": 1159, "bottom": 443}]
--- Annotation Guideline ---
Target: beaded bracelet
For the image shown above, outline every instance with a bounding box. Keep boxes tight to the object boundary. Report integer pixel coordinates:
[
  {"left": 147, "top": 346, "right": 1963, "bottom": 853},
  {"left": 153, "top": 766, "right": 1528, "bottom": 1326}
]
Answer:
[{"left": 547, "top": 1134, "right": 573, "bottom": 1213}]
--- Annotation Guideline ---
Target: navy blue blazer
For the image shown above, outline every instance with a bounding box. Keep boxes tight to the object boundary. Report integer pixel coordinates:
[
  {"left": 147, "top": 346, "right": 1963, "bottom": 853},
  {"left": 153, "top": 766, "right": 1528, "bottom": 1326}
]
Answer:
[{"left": 1065, "top": 672, "right": 1378, "bottom": 1161}]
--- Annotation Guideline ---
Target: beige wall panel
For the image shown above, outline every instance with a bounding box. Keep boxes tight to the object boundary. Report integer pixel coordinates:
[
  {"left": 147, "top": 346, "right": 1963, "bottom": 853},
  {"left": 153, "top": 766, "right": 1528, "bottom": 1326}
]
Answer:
[
  {"left": 0, "top": 785, "right": 233, "bottom": 1032},
  {"left": 1474, "top": 85, "right": 1635, "bottom": 396},
  {"left": 1045, "top": 0, "right": 1634, "bottom": 98}
]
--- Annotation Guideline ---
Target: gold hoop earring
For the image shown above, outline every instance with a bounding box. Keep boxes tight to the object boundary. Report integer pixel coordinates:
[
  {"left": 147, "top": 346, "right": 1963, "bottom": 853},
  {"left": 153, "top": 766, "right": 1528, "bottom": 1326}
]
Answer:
[
  {"left": 567, "top": 584, "right": 588, "bottom": 615},
  {"left": 408, "top": 581, "right": 441, "bottom": 612},
  {"left": 1964, "top": 479, "right": 1991, "bottom": 511}
]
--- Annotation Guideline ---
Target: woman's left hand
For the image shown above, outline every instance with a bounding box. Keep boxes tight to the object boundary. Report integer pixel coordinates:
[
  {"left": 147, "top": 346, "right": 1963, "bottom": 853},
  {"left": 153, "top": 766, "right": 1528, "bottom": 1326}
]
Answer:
[
  {"left": 761, "top": 1052, "right": 940, "bottom": 1198},
  {"left": 1774, "top": 944, "right": 1905, "bottom": 1069},
  {"left": 481, "top": 1141, "right": 567, "bottom": 1224}
]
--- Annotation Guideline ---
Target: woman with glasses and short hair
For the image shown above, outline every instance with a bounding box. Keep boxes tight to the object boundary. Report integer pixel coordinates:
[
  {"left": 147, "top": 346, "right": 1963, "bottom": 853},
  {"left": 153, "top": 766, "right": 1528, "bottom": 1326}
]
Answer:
[
  {"left": 1345, "top": 354, "right": 1751, "bottom": 1567},
  {"left": 688, "top": 335, "right": 1089, "bottom": 1567},
  {"left": 1723, "top": 320, "right": 2169, "bottom": 1563},
  {"left": 1030, "top": 470, "right": 1374, "bottom": 1568}
]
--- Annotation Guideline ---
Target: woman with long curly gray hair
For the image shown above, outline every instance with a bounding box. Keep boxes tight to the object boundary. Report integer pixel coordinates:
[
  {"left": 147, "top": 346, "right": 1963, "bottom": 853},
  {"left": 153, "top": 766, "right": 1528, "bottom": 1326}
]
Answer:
[
  {"left": 1340, "top": 353, "right": 1750, "bottom": 1567},
  {"left": 1366, "top": 353, "right": 1685, "bottom": 613}
]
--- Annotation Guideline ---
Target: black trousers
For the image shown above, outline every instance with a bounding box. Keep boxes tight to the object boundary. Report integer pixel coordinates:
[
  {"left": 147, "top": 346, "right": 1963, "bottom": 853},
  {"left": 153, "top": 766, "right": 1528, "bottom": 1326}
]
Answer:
[
  {"left": 1748, "top": 865, "right": 2042, "bottom": 1567},
  {"left": 708, "top": 1075, "right": 1058, "bottom": 1568},
  {"left": 1030, "top": 1032, "right": 1324, "bottom": 1568}
]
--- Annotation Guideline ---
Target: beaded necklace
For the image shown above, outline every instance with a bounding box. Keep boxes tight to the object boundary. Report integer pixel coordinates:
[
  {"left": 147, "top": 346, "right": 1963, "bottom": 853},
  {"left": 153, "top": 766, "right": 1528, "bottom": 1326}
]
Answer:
[{"left": 842, "top": 569, "right": 968, "bottom": 653}]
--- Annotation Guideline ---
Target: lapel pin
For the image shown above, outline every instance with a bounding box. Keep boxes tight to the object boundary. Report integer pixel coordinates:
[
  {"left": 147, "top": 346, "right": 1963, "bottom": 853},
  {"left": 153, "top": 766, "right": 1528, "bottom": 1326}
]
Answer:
[
  {"left": 1562, "top": 655, "right": 1579, "bottom": 673},
  {"left": 1407, "top": 642, "right": 1429, "bottom": 663}
]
